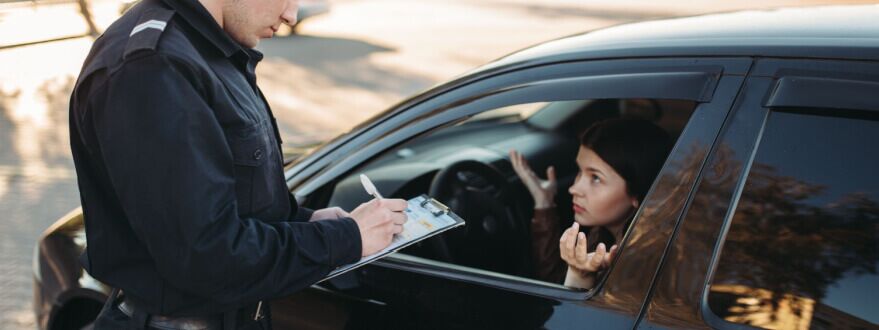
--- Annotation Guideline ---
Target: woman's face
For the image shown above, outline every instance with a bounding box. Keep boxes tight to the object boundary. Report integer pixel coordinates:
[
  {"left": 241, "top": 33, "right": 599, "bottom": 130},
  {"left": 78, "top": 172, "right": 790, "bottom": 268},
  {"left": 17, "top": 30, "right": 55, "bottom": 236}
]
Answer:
[{"left": 568, "top": 146, "right": 639, "bottom": 228}]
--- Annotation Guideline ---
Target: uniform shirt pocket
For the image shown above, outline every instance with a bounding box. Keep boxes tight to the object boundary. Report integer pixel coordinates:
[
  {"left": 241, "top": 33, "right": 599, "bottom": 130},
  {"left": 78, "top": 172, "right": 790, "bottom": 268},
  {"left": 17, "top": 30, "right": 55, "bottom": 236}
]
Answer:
[
  {"left": 227, "top": 125, "right": 272, "bottom": 215},
  {"left": 229, "top": 128, "right": 267, "bottom": 167}
]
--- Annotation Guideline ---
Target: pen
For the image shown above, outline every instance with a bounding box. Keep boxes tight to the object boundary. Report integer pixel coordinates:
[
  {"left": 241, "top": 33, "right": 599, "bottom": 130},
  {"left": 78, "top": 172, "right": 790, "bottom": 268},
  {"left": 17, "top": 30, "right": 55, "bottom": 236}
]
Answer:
[{"left": 360, "top": 174, "right": 383, "bottom": 199}]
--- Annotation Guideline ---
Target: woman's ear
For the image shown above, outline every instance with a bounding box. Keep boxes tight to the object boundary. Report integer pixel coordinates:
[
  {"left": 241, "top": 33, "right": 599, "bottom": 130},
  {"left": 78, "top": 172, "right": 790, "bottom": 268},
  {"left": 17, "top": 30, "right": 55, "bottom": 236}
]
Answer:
[{"left": 631, "top": 197, "right": 640, "bottom": 209}]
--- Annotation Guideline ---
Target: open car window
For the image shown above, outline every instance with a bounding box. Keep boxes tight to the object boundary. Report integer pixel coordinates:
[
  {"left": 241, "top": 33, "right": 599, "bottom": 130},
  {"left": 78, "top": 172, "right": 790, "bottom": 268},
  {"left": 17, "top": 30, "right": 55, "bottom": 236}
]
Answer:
[
  {"left": 293, "top": 58, "right": 751, "bottom": 299},
  {"left": 328, "top": 97, "right": 697, "bottom": 288}
]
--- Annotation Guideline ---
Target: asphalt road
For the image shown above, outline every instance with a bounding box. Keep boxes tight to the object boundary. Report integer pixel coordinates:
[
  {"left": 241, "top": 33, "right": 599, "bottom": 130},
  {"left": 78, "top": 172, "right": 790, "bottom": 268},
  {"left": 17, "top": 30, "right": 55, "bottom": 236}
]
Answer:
[{"left": 0, "top": 0, "right": 872, "bottom": 328}]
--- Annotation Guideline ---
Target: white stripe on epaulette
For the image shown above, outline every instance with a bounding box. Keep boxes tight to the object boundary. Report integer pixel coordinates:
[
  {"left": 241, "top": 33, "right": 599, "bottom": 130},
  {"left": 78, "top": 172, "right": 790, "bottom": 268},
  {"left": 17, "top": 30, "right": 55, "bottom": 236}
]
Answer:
[{"left": 130, "top": 20, "right": 167, "bottom": 37}]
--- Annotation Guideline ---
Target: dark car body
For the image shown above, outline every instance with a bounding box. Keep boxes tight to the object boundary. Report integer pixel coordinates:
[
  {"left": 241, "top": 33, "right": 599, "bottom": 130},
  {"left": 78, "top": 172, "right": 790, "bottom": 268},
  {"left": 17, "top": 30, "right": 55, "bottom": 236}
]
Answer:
[{"left": 34, "top": 5, "right": 879, "bottom": 330}]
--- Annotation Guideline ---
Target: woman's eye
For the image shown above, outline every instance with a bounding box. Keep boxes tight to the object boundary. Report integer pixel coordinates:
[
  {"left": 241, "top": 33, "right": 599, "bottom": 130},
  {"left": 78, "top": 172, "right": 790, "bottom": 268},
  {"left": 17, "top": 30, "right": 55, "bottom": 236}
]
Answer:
[{"left": 591, "top": 174, "right": 601, "bottom": 183}]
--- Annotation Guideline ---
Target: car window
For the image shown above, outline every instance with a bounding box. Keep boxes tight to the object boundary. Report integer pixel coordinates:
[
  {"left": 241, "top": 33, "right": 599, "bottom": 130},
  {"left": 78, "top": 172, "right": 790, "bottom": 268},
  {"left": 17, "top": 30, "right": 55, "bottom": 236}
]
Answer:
[
  {"left": 353, "top": 98, "right": 696, "bottom": 287},
  {"left": 706, "top": 108, "right": 879, "bottom": 329},
  {"left": 464, "top": 102, "right": 547, "bottom": 122}
]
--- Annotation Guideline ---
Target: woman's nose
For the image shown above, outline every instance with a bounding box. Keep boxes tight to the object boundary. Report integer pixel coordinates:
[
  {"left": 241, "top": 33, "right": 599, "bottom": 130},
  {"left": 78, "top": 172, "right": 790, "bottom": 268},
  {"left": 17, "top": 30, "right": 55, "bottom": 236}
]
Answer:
[{"left": 569, "top": 179, "right": 584, "bottom": 197}]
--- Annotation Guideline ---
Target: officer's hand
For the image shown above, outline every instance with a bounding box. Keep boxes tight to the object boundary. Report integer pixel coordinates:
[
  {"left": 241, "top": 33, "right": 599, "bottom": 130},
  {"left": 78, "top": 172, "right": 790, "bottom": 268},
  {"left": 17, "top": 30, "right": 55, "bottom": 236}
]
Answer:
[
  {"left": 309, "top": 207, "right": 350, "bottom": 221},
  {"left": 350, "top": 198, "right": 408, "bottom": 256}
]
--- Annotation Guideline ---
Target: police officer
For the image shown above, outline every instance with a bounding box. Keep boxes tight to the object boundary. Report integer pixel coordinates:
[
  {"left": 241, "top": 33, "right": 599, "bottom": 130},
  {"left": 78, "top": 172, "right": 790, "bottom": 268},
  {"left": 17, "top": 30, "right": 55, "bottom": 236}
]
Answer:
[{"left": 69, "top": 0, "right": 408, "bottom": 328}]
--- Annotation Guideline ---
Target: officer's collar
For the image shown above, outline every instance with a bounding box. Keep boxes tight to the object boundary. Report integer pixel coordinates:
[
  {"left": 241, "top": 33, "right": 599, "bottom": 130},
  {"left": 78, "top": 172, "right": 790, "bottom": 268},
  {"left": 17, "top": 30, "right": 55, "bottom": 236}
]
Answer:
[{"left": 160, "top": 0, "right": 242, "bottom": 58}]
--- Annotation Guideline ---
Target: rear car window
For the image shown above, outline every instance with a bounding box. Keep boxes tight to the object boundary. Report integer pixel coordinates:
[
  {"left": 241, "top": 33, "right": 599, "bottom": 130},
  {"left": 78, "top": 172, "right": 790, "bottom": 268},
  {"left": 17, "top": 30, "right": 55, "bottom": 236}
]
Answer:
[{"left": 707, "top": 108, "right": 879, "bottom": 329}]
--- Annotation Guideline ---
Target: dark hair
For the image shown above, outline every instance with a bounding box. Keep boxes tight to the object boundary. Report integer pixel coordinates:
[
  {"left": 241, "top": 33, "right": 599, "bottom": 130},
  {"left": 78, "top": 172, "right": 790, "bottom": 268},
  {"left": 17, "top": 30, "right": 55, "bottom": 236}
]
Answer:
[{"left": 579, "top": 118, "right": 672, "bottom": 202}]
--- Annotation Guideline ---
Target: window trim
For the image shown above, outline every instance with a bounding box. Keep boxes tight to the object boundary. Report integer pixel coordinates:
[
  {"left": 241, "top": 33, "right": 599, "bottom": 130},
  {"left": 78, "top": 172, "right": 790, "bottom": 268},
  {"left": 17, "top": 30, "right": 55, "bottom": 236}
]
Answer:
[
  {"left": 296, "top": 70, "right": 720, "bottom": 196},
  {"left": 492, "top": 71, "right": 716, "bottom": 104},
  {"left": 287, "top": 58, "right": 735, "bottom": 190},
  {"left": 295, "top": 59, "right": 743, "bottom": 301},
  {"left": 374, "top": 253, "right": 589, "bottom": 301},
  {"left": 765, "top": 76, "right": 879, "bottom": 112},
  {"left": 701, "top": 106, "right": 879, "bottom": 329},
  {"left": 700, "top": 108, "right": 772, "bottom": 330}
]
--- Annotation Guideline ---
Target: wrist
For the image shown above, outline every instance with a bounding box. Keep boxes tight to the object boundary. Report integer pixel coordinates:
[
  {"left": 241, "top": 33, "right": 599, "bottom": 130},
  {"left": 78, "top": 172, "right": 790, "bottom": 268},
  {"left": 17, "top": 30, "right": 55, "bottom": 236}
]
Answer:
[
  {"left": 569, "top": 266, "right": 596, "bottom": 278},
  {"left": 564, "top": 267, "right": 597, "bottom": 289},
  {"left": 533, "top": 198, "right": 555, "bottom": 209}
]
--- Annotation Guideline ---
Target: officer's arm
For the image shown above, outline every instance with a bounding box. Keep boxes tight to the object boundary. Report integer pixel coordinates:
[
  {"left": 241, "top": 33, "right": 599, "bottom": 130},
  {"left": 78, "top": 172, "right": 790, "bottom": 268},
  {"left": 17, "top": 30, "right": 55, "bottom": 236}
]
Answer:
[
  {"left": 288, "top": 192, "right": 315, "bottom": 222},
  {"left": 90, "top": 53, "right": 361, "bottom": 305}
]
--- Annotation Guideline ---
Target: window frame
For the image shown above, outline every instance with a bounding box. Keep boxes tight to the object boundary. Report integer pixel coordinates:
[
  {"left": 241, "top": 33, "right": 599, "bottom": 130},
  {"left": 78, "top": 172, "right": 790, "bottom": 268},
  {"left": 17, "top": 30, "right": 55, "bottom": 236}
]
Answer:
[
  {"left": 765, "top": 76, "right": 879, "bottom": 112},
  {"left": 700, "top": 59, "right": 879, "bottom": 330},
  {"left": 287, "top": 57, "right": 750, "bottom": 301}
]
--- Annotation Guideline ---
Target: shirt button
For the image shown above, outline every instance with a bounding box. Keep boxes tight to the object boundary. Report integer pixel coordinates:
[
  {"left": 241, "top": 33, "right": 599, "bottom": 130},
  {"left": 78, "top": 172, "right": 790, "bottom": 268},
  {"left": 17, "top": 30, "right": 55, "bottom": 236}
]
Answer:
[{"left": 253, "top": 149, "right": 263, "bottom": 160}]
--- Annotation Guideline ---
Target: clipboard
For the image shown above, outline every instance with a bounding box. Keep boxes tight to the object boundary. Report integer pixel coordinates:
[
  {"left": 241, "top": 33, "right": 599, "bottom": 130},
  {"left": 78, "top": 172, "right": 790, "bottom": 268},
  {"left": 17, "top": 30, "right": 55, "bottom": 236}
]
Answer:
[{"left": 321, "top": 194, "right": 465, "bottom": 282}]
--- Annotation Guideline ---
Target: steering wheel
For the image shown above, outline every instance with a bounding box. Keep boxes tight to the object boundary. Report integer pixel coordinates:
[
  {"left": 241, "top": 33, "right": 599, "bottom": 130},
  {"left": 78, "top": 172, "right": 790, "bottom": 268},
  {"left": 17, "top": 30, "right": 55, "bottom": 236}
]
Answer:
[{"left": 427, "top": 160, "right": 529, "bottom": 275}]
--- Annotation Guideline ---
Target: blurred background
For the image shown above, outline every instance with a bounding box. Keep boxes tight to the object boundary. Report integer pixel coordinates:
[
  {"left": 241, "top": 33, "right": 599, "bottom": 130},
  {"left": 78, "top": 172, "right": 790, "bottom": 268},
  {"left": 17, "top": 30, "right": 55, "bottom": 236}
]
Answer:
[{"left": 0, "top": 0, "right": 873, "bottom": 328}]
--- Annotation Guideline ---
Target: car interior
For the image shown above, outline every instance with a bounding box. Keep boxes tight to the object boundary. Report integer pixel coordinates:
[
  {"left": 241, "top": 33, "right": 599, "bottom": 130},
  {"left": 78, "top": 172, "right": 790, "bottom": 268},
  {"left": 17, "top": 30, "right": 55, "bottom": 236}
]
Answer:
[{"left": 306, "top": 98, "right": 698, "bottom": 285}]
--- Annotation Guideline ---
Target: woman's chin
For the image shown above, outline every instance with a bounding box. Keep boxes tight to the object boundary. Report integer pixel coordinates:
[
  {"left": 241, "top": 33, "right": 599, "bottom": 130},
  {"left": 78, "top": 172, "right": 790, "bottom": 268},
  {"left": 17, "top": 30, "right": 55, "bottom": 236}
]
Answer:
[{"left": 573, "top": 216, "right": 593, "bottom": 227}]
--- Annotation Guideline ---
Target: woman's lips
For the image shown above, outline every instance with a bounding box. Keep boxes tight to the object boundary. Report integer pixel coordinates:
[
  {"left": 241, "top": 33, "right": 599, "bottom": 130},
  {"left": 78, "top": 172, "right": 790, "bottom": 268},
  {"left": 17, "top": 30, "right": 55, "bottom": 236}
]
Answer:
[{"left": 573, "top": 204, "right": 585, "bottom": 213}]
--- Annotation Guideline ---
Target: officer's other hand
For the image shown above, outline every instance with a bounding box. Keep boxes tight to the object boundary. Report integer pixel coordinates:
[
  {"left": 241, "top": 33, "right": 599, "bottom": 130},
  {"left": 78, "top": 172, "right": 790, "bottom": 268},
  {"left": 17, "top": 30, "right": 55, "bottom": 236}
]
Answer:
[
  {"left": 309, "top": 207, "right": 350, "bottom": 221},
  {"left": 350, "top": 198, "right": 408, "bottom": 256}
]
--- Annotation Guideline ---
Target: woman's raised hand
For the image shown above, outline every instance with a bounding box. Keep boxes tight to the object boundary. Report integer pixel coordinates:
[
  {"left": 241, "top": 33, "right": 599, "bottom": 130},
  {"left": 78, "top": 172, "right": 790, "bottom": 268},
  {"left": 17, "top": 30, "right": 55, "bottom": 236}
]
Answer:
[
  {"left": 509, "top": 149, "right": 557, "bottom": 209},
  {"left": 559, "top": 222, "right": 618, "bottom": 278}
]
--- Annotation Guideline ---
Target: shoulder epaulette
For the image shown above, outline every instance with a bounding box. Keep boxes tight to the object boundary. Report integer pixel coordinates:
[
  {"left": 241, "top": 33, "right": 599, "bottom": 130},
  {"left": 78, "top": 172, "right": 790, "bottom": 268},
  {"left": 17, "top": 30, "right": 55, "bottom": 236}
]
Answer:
[{"left": 123, "top": 7, "right": 175, "bottom": 60}]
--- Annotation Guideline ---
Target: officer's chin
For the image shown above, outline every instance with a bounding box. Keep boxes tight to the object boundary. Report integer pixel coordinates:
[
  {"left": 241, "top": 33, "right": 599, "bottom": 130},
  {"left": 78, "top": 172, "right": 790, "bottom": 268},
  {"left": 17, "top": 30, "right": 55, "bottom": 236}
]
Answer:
[
  {"left": 230, "top": 32, "right": 261, "bottom": 48},
  {"left": 241, "top": 37, "right": 260, "bottom": 49}
]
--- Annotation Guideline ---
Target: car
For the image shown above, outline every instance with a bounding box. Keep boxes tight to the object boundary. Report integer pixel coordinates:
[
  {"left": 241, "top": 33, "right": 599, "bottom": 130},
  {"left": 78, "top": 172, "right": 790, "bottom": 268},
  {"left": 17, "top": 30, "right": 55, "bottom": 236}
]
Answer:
[{"left": 34, "top": 5, "right": 879, "bottom": 330}]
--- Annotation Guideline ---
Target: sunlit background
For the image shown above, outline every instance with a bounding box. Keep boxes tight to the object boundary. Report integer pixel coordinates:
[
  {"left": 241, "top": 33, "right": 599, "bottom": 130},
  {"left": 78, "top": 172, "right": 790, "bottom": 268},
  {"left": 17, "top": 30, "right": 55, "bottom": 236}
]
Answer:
[{"left": 0, "top": 0, "right": 874, "bottom": 328}]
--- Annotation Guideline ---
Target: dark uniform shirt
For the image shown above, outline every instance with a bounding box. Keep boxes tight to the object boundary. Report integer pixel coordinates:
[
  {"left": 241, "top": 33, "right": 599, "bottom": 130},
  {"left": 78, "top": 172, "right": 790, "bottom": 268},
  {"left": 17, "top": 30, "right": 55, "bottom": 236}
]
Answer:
[{"left": 69, "top": 0, "right": 361, "bottom": 316}]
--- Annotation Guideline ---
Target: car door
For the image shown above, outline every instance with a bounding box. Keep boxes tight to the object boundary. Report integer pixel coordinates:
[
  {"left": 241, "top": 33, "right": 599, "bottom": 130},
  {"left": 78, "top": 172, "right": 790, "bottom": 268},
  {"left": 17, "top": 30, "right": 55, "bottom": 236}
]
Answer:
[
  {"left": 274, "top": 57, "right": 752, "bottom": 330},
  {"left": 638, "top": 58, "right": 879, "bottom": 329}
]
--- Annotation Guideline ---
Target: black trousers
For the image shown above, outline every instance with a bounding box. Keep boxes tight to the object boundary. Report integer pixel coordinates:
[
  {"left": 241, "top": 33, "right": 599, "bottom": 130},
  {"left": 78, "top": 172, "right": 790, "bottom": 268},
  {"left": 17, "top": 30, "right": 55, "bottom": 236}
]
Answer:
[{"left": 93, "top": 289, "right": 272, "bottom": 330}]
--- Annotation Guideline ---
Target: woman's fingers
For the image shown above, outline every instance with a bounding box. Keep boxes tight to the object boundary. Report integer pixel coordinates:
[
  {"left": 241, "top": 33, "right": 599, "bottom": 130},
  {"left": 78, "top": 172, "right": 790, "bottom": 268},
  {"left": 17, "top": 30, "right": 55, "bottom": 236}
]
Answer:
[
  {"left": 509, "top": 150, "right": 521, "bottom": 173},
  {"left": 559, "top": 226, "right": 573, "bottom": 261},
  {"left": 606, "top": 244, "right": 619, "bottom": 266},
  {"left": 510, "top": 150, "right": 523, "bottom": 172},
  {"left": 559, "top": 225, "right": 621, "bottom": 277},
  {"left": 590, "top": 243, "right": 606, "bottom": 270},
  {"left": 510, "top": 150, "right": 536, "bottom": 182},
  {"left": 510, "top": 150, "right": 557, "bottom": 209},
  {"left": 560, "top": 227, "right": 623, "bottom": 276},
  {"left": 567, "top": 223, "right": 579, "bottom": 254},
  {"left": 574, "top": 232, "right": 588, "bottom": 267},
  {"left": 599, "top": 244, "right": 619, "bottom": 269},
  {"left": 516, "top": 152, "right": 537, "bottom": 179},
  {"left": 559, "top": 223, "right": 578, "bottom": 262}
]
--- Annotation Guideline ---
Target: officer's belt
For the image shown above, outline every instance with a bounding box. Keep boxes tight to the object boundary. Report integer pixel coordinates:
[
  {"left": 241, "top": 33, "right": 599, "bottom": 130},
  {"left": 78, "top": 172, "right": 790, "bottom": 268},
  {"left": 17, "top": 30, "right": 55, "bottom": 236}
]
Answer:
[{"left": 118, "top": 295, "right": 264, "bottom": 330}]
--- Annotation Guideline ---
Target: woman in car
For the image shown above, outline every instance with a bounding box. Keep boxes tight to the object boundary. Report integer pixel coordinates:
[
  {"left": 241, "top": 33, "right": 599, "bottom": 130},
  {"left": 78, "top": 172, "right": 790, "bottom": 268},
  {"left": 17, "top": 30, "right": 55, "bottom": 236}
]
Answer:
[{"left": 510, "top": 118, "right": 671, "bottom": 289}]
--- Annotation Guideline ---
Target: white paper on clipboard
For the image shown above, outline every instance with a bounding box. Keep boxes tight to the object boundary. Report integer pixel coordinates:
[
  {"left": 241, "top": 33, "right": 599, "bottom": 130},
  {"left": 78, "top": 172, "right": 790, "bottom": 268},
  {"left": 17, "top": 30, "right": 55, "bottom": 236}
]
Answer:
[{"left": 321, "top": 195, "right": 465, "bottom": 282}]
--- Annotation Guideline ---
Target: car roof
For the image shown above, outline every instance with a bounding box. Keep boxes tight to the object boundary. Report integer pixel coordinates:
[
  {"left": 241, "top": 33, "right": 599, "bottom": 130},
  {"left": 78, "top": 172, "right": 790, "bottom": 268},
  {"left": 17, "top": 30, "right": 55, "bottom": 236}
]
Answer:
[{"left": 480, "top": 5, "right": 879, "bottom": 72}]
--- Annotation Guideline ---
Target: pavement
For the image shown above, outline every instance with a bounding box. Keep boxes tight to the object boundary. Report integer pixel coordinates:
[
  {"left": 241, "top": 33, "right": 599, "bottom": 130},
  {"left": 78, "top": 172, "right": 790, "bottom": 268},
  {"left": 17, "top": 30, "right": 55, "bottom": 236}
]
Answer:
[{"left": 0, "top": 0, "right": 874, "bottom": 328}]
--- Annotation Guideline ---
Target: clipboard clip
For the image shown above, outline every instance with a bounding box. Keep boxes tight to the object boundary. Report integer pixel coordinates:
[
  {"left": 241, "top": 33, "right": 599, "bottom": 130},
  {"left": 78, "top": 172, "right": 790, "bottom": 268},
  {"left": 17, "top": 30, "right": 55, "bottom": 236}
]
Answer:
[{"left": 420, "top": 197, "right": 451, "bottom": 217}]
